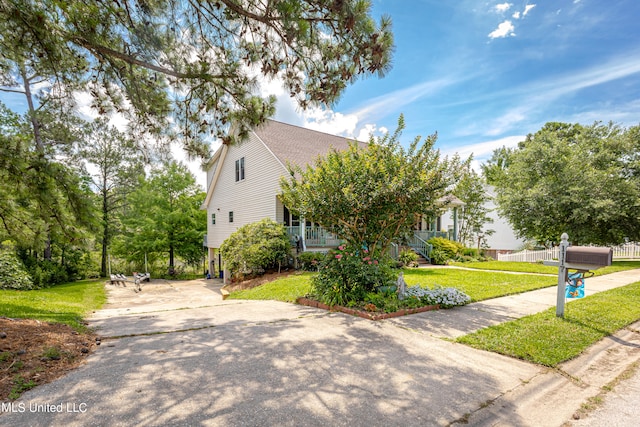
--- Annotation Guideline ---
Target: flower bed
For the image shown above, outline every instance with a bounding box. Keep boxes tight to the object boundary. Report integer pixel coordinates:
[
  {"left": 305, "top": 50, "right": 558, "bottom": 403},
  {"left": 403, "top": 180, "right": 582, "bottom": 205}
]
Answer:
[{"left": 296, "top": 297, "right": 440, "bottom": 321}]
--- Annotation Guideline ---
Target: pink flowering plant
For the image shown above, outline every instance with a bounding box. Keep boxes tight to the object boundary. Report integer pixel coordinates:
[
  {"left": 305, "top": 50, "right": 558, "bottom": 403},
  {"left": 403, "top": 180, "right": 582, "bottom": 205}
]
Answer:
[{"left": 311, "top": 244, "right": 396, "bottom": 306}]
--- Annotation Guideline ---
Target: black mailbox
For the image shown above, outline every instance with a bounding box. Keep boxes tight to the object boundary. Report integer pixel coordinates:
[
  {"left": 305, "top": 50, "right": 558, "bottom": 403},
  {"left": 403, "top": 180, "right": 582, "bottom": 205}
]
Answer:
[{"left": 566, "top": 246, "right": 613, "bottom": 268}]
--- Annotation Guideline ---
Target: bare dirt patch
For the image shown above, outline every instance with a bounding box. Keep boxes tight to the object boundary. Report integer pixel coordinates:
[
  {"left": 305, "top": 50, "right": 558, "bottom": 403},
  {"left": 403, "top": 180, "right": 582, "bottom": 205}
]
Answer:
[{"left": 0, "top": 318, "right": 97, "bottom": 401}]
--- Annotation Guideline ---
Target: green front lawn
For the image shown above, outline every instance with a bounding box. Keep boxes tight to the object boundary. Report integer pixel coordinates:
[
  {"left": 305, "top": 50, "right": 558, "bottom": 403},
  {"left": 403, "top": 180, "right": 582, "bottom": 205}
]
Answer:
[
  {"left": 450, "top": 261, "right": 557, "bottom": 274},
  {"left": 402, "top": 268, "right": 555, "bottom": 301},
  {"left": 228, "top": 268, "right": 556, "bottom": 303},
  {"left": 227, "top": 272, "right": 315, "bottom": 302},
  {"left": 0, "top": 279, "right": 107, "bottom": 331},
  {"left": 457, "top": 281, "right": 640, "bottom": 366}
]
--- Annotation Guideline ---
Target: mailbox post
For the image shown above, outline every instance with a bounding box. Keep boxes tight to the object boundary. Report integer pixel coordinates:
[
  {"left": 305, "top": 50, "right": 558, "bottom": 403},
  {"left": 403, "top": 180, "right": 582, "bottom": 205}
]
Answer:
[
  {"left": 555, "top": 234, "right": 569, "bottom": 317},
  {"left": 544, "top": 233, "right": 613, "bottom": 318}
]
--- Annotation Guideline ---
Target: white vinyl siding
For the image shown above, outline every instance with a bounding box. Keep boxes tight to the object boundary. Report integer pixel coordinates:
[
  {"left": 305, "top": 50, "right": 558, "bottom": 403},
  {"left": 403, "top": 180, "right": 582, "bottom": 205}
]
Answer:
[{"left": 205, "top": 133, "right": 288, "bottom": 248}]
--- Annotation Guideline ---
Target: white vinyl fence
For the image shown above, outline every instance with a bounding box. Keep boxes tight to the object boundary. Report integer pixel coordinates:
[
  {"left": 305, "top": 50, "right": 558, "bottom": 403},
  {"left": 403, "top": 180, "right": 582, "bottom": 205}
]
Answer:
[{"left": 497, "top": 243, "right": 640, "bottom": 262}]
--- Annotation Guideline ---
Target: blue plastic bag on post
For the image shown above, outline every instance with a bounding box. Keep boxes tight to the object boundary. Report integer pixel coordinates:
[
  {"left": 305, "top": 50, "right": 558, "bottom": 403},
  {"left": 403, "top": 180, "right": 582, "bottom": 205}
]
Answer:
[{"left": 565, "top": 272, "right": 585, "bottom": 299}]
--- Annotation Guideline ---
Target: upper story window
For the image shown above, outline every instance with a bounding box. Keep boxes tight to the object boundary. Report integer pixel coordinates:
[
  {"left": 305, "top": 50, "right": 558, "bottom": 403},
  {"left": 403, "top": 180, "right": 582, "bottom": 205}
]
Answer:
[
  {"left": 235, "top": 157, "right": 245, "bottom": 182},
  {"left": 211, "top": 213, "right": 216, "bottom": 225}
]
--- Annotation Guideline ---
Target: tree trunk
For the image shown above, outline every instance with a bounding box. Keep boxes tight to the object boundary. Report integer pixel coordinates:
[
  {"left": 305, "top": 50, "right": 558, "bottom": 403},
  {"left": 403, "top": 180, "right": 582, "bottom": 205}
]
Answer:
[
  {"left": 44, "top": 231, "right": 52, "bottom": 261},
  {"left": 100, "top": 188, "right": 109, "bottom": 277},
  {"left": 169, "top": 245, "right": 175, "bottom": 275}
]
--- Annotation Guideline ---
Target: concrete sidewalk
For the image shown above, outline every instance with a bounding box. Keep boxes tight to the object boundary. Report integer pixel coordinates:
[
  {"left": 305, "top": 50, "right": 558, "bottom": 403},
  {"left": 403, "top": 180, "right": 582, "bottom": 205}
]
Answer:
[{"left": 1, "top": 269, "right": 639, "bottom": 426}]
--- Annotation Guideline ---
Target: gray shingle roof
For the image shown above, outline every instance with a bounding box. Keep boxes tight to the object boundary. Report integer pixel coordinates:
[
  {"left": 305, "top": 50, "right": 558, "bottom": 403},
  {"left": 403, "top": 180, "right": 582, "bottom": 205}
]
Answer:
[{"left": 252, "top": 119, "right": 365, "bottom": 171}]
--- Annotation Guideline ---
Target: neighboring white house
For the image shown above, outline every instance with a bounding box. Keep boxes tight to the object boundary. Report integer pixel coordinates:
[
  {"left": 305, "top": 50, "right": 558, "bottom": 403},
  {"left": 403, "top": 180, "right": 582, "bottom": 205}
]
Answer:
[
  {"left": 202, "top": 120, "right": 506, "bottom": 271},
  {"left": 440, "top": 185, "right": 527, "bottom": 253}
]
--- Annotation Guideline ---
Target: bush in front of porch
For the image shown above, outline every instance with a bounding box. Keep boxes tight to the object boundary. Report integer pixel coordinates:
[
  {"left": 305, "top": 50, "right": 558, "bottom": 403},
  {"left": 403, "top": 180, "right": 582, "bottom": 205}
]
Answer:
[{"left": 220, "top": 219, "right": 291, "bottom": 280}]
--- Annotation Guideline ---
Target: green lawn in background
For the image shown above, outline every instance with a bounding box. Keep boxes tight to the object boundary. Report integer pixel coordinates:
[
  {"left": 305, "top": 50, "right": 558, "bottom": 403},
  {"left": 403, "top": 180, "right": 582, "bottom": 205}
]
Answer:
[
  {"left": 450, "top": 260, "right": 640, "bottom": 276},
  {"left": 450, "top": 261, "right": 557, "bottom": 274},
  {"left": 402, "top": 268, "right": 555, "bottom": 301},
  {"left": 228, "top": 268, "right": 556, "bottom": 303},
  {"left": 457, "top": 281, "right": 640, "bottom": 366},
  {"left": 0, "top": 279, "right": 107, "bottom": 331}
]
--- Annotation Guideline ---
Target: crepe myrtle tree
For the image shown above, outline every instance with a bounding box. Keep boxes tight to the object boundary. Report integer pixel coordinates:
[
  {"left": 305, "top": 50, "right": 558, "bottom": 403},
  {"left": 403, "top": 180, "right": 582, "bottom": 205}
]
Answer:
[{"left": 280, "top": 115, "right": 464, "bottom": 257}]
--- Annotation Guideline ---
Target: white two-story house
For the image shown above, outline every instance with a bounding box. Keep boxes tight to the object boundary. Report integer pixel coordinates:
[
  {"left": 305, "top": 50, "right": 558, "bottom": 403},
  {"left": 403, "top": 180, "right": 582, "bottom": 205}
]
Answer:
[{"left": 202, "top": 120, "right": 478, "bottom": 273}]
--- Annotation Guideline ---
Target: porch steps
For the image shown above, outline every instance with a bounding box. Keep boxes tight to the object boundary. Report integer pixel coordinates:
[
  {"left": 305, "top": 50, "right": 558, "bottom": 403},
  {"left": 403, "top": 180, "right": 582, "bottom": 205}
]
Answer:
[{"left": 410, "top": 248, "right": 431, "bottom": 266}]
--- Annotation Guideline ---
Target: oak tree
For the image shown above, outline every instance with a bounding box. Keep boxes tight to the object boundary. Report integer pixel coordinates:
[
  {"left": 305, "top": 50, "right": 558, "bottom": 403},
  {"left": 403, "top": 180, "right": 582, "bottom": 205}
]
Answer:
[{"left": 487, "top": 122, "right": 640, "bottom": 245}]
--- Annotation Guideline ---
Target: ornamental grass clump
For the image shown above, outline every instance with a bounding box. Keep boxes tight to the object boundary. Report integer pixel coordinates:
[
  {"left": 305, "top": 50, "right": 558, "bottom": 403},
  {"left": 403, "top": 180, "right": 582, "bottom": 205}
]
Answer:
[{"left": 405, "top": 284, "right": 471, "bottom": 308}]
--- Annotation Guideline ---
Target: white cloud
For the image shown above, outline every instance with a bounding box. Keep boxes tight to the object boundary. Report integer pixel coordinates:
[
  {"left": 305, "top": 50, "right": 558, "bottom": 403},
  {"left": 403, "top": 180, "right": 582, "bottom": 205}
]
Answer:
[
  {"left": 257, "top": 73, "right": 390, "bottom": 142},
  {"left": 441, "top": 135, "right": 524, "bottom": 161},
  {"left": 512, "top": 11, "right": 521, "bottom": 19},
  {"left": 356, "top": 124, "right": 378, "bottom": 142},
  {"left": 523, "top": 4, "right": 536, "bottom": 16},
  {"left": 495, "top": 3, "right": 512, "bottom": 13},
  {"left": 485, "top": 110, "right": 527, "bottom": 136},
  {"left": 303, "top": 108, "right": 359, "bottom": 136},
  {"left": 488, "top": 20, "right": 515, "bottom": 38},
  {"left": 349, "top": 77, "right": 457, "bottom": 122},
  {"left": 528, "top": 54, "right": 640, "bottom": 99}
]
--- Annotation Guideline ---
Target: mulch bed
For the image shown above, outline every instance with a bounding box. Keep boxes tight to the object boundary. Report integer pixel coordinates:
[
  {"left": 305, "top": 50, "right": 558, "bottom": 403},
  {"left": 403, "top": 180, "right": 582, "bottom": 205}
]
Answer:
[
  {"left": 296, "top": 297, "right": 439, "bottom": 320},
  {"left": 0, "top": 318, "right": 97, "bottom": 401}
]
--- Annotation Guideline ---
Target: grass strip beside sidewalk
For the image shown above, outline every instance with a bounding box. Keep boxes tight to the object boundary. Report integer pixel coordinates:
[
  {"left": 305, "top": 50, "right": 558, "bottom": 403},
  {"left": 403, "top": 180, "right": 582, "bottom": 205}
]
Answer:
[
  {"left": 456, "top": 281, "right": 640, "bottom": 367},
  {"left": 0, "top": 279, "right": 107, "bottom": 331}
]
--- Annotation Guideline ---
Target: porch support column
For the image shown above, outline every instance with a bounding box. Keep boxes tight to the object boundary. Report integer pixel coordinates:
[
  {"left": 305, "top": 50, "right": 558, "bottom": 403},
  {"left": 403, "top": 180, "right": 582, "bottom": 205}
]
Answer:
[
  {"left": 453, "top": 207, "right": 459, "bottom": 242},
  {"left": 300, "top": 217, "right": 306, "bottom": 252}
]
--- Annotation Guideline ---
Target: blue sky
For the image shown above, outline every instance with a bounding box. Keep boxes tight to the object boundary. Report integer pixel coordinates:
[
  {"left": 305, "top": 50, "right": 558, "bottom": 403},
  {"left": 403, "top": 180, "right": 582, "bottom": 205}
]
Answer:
[{"left": 271, "top": 0, "right": 640, "bottom": 165}]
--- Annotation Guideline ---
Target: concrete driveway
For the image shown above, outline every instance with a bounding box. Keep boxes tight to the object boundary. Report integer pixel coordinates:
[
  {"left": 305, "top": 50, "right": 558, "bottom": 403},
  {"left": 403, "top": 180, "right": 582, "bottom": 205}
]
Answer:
[{"left": 2, "top": 274, "right": 639, "bottom": 426}]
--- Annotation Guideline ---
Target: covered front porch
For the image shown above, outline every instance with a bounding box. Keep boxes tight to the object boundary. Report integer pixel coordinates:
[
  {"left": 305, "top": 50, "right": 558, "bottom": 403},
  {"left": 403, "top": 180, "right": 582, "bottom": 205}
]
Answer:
[
  {"left": 278, "top": 194, "right": 464, "bottom": 254},
  {"left": 284, "top": 225, "right": 342, "bottom": 249}
]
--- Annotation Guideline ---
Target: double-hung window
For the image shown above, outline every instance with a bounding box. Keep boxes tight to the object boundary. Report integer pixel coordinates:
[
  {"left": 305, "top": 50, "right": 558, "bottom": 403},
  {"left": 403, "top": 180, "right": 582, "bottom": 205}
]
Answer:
[{"left": 235, "top": 157, "right": 245, "bottom": 182}]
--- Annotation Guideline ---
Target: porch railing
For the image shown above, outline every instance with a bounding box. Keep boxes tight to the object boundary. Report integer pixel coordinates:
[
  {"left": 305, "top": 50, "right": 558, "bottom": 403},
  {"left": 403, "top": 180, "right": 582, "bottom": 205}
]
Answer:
[
  {"left": 285, "top": 226, "right": 342, "bottom": 248},
  {"left": 414, "top": 230, "right": 450, "bottom": 242},
  {"left": 408, "top": 233, "right": 433, "bottom": 262}
]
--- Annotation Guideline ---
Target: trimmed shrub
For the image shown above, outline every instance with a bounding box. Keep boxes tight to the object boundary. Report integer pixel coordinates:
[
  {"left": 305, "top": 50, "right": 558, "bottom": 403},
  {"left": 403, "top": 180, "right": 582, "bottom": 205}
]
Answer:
[
  {"left": 0, "top": 250, "right": 36, "bottom": 290},
  {"left": 428, "top": 237, "right": 464, "bottom": 265},
  {"left": 461, "top": 247, "right": 480, "bottom": 258},
  {"left": 220, "top": 218, "right": 291, "bottom": 280},
  {"left": 297, "top": 251, "right": 326, "bottom": 271}
]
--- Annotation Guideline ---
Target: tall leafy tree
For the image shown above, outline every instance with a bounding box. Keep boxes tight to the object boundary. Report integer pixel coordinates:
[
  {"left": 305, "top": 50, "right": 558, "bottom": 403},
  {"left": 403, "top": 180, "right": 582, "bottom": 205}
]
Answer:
[
  {"left": 80, "top": 118, "right": 142, "bottom": 277},
  {"left": 280, "top": 115, "right": 463, "bottom": 256},
  {"left": 115, "top": 161, "right": 206, "bottom": 272},
  {"left": 0, "top": 103, "right": 35, "bottom": 244},
  {"left": 0, "top": 101, "right": 96, "bottom": 259},
  {"left": 1, "top": 0, "right": 394, "bottom": 156},
  {"left": 488, "top": 122, "right": 640, "bottom": 246},
  {"left": 453, "top": 162, "right": 494, "bottom": 249}
]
